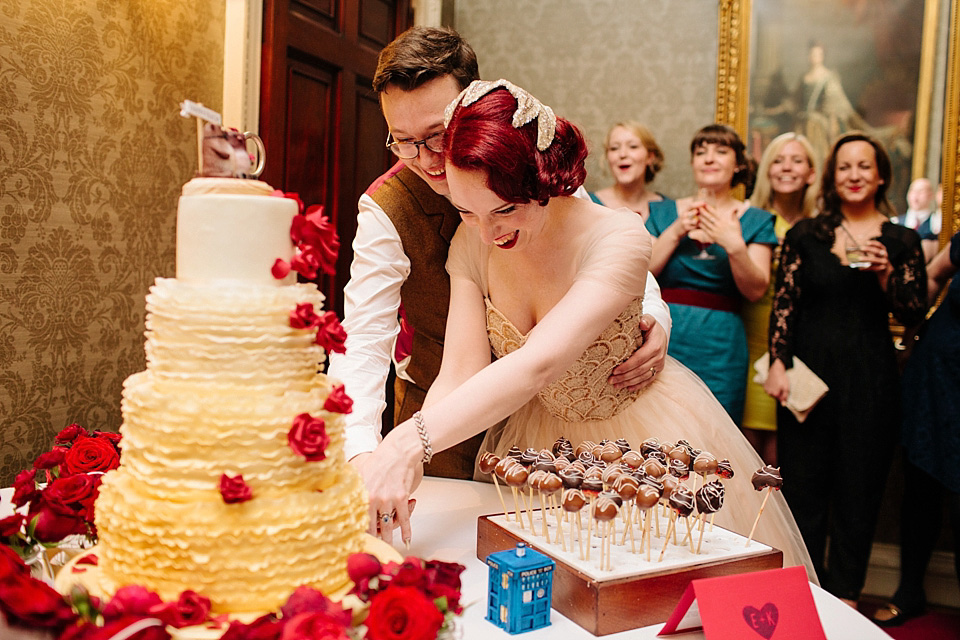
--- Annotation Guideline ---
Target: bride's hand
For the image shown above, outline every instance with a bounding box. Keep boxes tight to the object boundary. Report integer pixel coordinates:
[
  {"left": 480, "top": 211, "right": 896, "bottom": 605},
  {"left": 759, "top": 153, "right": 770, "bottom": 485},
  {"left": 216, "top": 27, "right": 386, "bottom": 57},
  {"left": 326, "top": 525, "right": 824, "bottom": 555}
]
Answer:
[
  {"left": 356, "top": 439, "right": 422, "bottom": 547},
  {"left": 608, "top": 314, "right": 667, "bottom": 391}
]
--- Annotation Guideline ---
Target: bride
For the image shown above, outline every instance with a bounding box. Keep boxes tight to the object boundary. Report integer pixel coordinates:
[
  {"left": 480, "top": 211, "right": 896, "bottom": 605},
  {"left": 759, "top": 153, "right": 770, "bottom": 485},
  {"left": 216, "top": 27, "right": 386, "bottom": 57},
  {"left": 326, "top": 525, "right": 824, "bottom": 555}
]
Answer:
[{"left": 359, "top": 79, "right": 815, "bottom": 579}]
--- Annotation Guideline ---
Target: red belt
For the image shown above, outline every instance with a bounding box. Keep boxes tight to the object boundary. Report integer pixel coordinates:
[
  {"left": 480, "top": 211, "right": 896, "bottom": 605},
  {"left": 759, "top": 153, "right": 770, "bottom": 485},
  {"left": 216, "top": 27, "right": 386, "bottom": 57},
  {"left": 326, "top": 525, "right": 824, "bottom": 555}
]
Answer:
[{"left": 661, "top": 287, "right": 741, "bottom": 313}]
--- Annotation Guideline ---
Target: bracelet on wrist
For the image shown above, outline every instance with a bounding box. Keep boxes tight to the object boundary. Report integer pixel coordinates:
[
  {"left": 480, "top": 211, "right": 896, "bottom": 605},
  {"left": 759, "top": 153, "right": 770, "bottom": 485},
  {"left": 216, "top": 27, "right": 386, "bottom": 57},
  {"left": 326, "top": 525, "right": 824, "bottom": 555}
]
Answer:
[{"left": 413, "top": 411, "right": 433, "bottom": 464}]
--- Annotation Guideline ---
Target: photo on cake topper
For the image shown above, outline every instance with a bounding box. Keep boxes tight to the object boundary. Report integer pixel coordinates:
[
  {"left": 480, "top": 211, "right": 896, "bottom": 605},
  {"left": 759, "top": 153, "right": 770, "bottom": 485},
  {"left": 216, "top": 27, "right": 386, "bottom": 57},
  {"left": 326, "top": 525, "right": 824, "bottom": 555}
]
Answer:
[{"left": 180, "top": 99, "right": 265, "bottom": 179}]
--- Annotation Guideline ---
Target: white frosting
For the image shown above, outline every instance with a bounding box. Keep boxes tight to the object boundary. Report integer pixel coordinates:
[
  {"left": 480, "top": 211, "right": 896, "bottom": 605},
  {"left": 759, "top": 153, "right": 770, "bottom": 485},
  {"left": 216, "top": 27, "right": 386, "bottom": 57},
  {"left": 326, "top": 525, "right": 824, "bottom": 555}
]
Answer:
[{"left": 176, "top": 193, "right": 297, "bottom": 286}]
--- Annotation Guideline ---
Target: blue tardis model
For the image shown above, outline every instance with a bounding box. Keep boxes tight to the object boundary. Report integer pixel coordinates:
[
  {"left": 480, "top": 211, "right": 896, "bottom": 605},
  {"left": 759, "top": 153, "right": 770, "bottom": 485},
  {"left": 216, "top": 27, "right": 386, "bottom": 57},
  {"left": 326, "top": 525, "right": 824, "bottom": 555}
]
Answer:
[{"left": 485, "top": 543, "right": 555, "bottom": 634}]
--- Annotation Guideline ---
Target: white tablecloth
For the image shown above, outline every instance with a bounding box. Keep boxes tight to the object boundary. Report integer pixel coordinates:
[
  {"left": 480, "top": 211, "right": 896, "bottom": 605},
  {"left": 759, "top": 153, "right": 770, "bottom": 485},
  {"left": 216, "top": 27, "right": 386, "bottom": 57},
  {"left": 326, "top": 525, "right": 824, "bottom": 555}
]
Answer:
[
  {"left": 406, "top": 477, "right": 891, "bottom": 639},
  {"left": 1, "top": 480, "right": 891, "bottom": 639}
]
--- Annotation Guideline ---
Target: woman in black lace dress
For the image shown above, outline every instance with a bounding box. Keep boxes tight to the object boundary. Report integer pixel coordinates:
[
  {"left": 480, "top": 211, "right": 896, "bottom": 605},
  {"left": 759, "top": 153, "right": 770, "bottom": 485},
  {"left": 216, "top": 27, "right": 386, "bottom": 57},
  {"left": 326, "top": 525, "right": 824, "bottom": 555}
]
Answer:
[{"left": 765, "top": 132, "right": 927, "bottom": 604}]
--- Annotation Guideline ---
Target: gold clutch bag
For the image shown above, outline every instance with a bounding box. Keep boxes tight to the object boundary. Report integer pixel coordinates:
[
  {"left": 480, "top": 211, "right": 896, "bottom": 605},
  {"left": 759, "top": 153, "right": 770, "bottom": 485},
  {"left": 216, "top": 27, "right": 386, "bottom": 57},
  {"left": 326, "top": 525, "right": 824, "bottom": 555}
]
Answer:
[{"left": 752, "top": 353, "right": 829, "bottom": 423}]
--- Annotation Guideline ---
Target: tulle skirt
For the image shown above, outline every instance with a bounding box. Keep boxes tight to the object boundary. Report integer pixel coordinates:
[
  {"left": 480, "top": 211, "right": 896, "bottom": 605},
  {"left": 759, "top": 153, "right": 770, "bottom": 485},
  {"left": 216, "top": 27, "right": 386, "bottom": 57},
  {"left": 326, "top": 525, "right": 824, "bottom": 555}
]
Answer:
[{"left": 475, "top": 355, "right": 817, "bottom": 583}]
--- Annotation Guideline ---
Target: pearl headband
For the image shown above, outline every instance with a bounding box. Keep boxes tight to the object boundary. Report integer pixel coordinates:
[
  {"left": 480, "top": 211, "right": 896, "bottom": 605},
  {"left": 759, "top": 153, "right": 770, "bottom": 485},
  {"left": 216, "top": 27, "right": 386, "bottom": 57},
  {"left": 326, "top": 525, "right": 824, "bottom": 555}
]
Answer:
[{"left": 443, "top": 79, "right": 557, "bottom": 151}]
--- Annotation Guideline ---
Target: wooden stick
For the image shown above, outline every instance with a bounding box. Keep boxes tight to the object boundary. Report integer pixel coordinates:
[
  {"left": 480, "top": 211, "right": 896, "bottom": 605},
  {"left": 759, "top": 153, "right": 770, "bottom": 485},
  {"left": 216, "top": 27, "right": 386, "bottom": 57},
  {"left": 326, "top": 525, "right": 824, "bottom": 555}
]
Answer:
[
  {"left": 658, "top": 513, "right": 676, "bottom": 562},
  {"left": 645, "top": 510, "right": 652, "bottom": 562},
  {"left": 538, "top": 491, "right": 547, "bottom": 538},
  {"left": 526, "top": 487, "right": 536, "bottom": 532},
  {"left": 510, "top": 487, "right": 524, "bottom": 529},
  {"left": 576, "top": 511, "right": 585, "bottom": 561},
  {"left": 746, "top": 488, "right": 772, "bottom": 547},
  {"left": 685, "top": 516, "right": 694, "bottom": 553},
  {"left": 696, "top": 513, "right": 707, "bottom": 554},
  {"left": 555, "top": 503, "right": 567, "bottom": 552},
  {"left": 492, "top": 476, "right": 509, "bottom": 521}
]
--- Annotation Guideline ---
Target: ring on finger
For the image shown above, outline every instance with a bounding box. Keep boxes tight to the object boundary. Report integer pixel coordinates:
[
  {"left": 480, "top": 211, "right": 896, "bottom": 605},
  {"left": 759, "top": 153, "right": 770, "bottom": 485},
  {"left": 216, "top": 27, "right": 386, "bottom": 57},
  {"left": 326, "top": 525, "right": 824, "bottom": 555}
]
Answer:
[{"left": 650, "top": 367, "right": 657, "bottom": 376}]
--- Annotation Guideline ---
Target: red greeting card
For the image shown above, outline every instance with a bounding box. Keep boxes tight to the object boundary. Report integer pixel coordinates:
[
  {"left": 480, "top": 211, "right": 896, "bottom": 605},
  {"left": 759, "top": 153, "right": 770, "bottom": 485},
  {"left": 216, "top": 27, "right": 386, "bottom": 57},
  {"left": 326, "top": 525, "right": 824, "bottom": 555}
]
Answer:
[{"left": 658, "top": 566, "right": 826, "bottom": 639}]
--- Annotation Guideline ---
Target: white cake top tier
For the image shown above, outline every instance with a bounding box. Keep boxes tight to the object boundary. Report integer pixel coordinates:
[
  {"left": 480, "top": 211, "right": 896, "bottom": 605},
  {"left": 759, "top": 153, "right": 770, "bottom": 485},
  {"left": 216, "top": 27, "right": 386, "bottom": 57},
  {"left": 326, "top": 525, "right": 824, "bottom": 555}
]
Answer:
[{"left": 176, "top": 178, "right": 297, "bottom": 285}]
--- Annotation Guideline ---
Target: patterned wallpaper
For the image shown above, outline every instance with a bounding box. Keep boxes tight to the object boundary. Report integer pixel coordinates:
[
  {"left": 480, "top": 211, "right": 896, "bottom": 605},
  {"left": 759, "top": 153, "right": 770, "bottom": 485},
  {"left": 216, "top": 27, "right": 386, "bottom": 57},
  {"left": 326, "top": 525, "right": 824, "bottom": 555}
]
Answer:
[
  {"left": 0, "top": 0, "right": 224, "bottom": 485},
  {"left": 453, "top": 0, "right": 719, "bottom": 200}
]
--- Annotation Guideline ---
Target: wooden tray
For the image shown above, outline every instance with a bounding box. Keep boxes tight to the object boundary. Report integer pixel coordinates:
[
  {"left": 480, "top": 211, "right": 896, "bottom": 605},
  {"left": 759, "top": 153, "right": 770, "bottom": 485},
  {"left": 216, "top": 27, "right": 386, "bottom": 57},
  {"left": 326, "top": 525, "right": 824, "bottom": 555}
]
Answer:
[{"left": 477, "top": 513, "right": 782, "bottom": 636}]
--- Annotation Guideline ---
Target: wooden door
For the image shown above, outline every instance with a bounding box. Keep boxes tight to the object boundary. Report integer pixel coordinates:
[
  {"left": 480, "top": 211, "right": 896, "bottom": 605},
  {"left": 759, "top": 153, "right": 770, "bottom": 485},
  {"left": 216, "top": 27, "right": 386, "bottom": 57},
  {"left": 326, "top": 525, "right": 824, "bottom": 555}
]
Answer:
[{"left": 260, "top": 0, "right": 412, "bottom": 316}]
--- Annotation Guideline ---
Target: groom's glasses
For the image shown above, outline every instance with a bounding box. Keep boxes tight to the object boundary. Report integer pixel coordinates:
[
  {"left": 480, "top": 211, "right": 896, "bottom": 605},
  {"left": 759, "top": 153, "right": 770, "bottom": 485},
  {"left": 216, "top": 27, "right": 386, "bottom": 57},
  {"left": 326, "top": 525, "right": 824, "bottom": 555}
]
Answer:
[{"left": 386, "top": 132, "right": 445, "bottom": 159}]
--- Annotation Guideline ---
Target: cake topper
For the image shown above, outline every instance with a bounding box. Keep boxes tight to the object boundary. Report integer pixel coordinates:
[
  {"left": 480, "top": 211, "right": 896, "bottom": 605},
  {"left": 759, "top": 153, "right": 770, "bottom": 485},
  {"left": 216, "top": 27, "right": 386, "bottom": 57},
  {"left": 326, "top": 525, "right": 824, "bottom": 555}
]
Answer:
[{"left": 180, "top": 100, "right": 265, "bottom": 179}]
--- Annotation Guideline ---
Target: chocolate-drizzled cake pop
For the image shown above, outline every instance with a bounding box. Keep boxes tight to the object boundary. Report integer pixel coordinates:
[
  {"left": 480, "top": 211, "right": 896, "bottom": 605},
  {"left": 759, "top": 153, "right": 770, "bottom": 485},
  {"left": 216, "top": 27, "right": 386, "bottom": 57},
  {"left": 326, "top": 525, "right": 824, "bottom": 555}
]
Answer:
[
  {"left": 692, "top": 451, "right": 718, "bottom": 476},
  {"left": 553, "top": 456, "right": 570, "bottom": 473},
  {"left": 541, "top": 472, "right": 563, "bottom": 498},
  {"left": 660, "top": 474, "right": 679, "bottom": 502},
  {"left": 716, "top": 459, "right": 735, "bottom": 479},
  {"left": 581, "top": 476, "right": 603, "bottom": 495},
  {"left": 642, "top": 457, "right": 666, "bottom": 478},
  {"left": 601, "top": 463, "right": 623, "bottom": 487},
  {"left": 506, "top": 445, "right": 523, "bottom": 461},
  {"left": 668, "top": 445, "right": 691, "bottom": 466},
  {"left": 577, "top": 451, "right": 596, "bottom": 466},
  {"left": 751, "top": 465, "right": 783, "bottom": 491},
  {"left": 535, "top": 449, "right": 557, "bottom": 473},
  {"left": 614, "top": 438, "right": 631, "bottom": 454},
  {"left": 504, "top": 464, "right": 529, "bottom": 487},
  {"left": 613, "top": 474, "right": 639, "bottom": 501},
  {"left": 668, "top": 459, "right": 689, "bottom": 481},
  {"left": 600, "top": 441, "right": 623, "bottom": 463},
  {"left": 575, "top": 440, "right": 598, "bottom": 458},
  {"left": 552, "top": 436, "right": 573, "bottom": 460},
  {"left": 635, "top": 482, "right": 661, "bottom": 509},
  {"left": 668, "top": 485, "right": 695, "bottom": 518},
  {"left": 519, "top": 448, "right": 538, "bottom": 468},
  {"left": 494, "top": 456, "right": 518, "bottom": 481},
  {"left": 620, "top": 450, "right": 644, "bottom": 469},
  {"left": 593, "top": 495, "right": 620, "bottom": 570},
  {"left": 559, "top": 465, "right": 583, "bottom": 489},
  {"left": 598, "top": 489, "right": 623, "bottom": 508},
  {"left": 562, "top": 488, "right": 586, "bottom": 512},
  {"left": 695, "top": 480, "right": 725, "bottom": 515},
  {"left": 647, "top": 450, "right": 668, "bottom": 465},
  {"left": 640, "top": 438, "right": 661, "bottom": 458},
  {"left": 478, "top": 452, "right": 500, "bottom": 475}
]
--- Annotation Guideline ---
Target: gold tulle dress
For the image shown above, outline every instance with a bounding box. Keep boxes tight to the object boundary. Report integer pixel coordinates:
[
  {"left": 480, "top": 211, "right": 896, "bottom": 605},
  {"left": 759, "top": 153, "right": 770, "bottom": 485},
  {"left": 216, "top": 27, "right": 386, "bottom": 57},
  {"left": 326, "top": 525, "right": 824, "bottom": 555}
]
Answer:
[{"left": 447, "top": 207, "right": 816, "bottom": 581}]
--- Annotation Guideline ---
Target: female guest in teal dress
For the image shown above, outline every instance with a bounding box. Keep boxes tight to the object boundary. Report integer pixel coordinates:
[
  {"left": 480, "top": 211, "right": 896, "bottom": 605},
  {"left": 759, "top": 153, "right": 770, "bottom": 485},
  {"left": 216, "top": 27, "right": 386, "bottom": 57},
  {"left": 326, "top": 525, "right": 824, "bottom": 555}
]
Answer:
[{"left": 647, "top": 124, "right": 776, "bottom": 424}]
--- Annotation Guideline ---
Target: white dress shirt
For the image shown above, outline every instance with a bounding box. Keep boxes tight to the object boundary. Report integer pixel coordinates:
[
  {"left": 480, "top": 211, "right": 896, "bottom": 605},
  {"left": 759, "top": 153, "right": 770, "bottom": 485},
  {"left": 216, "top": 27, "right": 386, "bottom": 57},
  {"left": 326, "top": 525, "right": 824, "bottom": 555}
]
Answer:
[{"left": 329, "top": 187, "right": 672, "bottom": 461}]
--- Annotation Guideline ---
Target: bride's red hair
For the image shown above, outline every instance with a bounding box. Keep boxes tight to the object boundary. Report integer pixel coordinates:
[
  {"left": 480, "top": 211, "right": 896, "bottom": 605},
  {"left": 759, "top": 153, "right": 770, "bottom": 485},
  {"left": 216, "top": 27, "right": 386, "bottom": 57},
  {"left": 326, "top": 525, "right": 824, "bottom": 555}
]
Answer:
[{"left": 443, "top": 89, "right": 587, "bottom": 205}]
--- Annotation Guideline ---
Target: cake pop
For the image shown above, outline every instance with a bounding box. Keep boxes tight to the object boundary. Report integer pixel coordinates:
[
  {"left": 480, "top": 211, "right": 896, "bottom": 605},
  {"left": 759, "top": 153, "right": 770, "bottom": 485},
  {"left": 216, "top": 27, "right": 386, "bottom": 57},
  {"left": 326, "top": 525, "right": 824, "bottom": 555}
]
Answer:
[{"left": 747, "top": 465, "right": 782, "bottom": 546}]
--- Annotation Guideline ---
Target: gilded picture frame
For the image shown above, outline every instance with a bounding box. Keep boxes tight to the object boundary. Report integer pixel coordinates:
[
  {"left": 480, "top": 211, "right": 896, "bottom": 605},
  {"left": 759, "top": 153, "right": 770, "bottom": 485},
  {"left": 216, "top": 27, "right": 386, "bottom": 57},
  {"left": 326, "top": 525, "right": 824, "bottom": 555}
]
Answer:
[{"left": 716, "top": 0, "right": 958, "bottom": 246}]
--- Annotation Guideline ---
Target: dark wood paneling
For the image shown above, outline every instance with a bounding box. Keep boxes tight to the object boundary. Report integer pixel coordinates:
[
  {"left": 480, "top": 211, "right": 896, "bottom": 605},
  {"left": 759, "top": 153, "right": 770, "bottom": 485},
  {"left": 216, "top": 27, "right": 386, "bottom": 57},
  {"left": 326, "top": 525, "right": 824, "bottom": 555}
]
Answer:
[{"left": 261, "top": 0, "right": 411, "bottom": 314}]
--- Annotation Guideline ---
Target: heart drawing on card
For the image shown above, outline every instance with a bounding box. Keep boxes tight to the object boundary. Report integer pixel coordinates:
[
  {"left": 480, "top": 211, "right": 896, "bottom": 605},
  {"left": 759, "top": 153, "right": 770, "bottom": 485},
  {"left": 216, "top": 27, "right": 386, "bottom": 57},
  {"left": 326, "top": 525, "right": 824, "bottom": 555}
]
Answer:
[{"left": 742, "top": 602, "right": 779, "bottom": 639}]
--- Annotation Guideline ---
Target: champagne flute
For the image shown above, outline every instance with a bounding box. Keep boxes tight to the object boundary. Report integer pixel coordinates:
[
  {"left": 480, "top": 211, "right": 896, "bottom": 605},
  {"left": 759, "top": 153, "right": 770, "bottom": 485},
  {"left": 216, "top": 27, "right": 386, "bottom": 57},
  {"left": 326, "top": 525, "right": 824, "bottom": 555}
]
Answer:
[{"left": 691, "top": 189, "right": 716, "bottom": 260}]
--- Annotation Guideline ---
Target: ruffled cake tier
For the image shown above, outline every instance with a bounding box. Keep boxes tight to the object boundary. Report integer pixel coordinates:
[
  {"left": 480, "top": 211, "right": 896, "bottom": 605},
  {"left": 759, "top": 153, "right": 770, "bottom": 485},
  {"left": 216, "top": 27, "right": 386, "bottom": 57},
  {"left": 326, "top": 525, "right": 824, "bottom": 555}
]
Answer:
[{"left": 95, "top": 466, "right": 368, "bottom": 613}]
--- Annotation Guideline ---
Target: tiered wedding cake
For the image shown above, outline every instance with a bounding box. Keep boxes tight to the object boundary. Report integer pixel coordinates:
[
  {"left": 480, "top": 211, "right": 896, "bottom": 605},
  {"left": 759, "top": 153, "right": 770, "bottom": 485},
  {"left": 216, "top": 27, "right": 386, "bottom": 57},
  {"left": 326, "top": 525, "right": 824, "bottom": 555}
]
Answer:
[{"left": 94, "top": 176, "right": 367, "bottom": 613}]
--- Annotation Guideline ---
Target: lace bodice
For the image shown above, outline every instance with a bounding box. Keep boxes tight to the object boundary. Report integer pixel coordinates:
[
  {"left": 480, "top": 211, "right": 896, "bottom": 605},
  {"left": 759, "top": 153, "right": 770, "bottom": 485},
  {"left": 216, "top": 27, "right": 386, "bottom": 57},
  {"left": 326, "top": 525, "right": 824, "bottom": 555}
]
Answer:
[{"left": 486, "top": 297, "right": 645, "bottom": 421}]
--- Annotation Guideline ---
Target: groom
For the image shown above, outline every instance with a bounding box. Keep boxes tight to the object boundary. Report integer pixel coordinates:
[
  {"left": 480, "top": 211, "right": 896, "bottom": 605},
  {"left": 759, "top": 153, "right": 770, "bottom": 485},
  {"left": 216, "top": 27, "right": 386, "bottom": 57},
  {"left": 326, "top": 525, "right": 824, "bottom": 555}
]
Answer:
[{"left": 329, "top": 26, "right": 671, "bottom": 480}]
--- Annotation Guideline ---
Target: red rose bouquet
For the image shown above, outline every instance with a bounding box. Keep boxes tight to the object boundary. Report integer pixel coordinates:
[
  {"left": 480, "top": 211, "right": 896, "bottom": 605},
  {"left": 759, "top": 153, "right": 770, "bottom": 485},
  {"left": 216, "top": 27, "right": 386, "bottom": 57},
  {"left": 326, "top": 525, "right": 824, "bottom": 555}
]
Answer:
[{"left": 0, "top": 424, "right": 121, "bottom": 577}]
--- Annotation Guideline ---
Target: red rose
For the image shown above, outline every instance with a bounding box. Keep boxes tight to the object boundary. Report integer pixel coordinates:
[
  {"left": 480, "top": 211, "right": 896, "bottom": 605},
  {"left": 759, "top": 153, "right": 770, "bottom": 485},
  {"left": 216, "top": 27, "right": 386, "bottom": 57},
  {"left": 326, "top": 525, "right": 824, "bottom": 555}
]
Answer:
[
  {"left": 292, "top": 207, "right": 340, "bottom": 274},
  {"left": 150, "top": 590, "right": 211, "bottom": 628},
  {"left": 347, "top": 553, "right": 382, "bottom": 585},
  {"left": 423, "top": 560, "right": 465, "bottom": 614},
  {"left": 220, "top": 614, "right": 283, "bottom": 640},
  {"left": 390, "top": 557, "right": 426, "bottom": 589},
  {"left": 43, "top": 473, "right": 99, "bottom": 520},
  {"left": 219, "top": 474, "right": 253, "bottom": 504},
  {"left": 12, "top": 469, "right": 39, "bottom": 507},
  {"left": 62, "top": 616, "right": 169, "bottom": 640},
  {"left": 102, "top": 585, "right": 164, "bottom": 620},
  {"left": 314, "top": 312, "right": 347, "bottom": 354},
  {"left": 0, "top": 544, "right": 28, "bottom": 582},
  {"left": 323, "top": 384, "right": 353, "bottom": 414},
  {"left": 271, "top": 259, "right": 292, "bottom": 280},
  {"left": 281, "top": 612, "right": 350, "bottom": 640},
  {"left": 277, "top": 191, "right": 305, "bottom": 215},
  {"left": 29, "top": 497, "right": 87, "bottom": 543},
  {"left": 287, "top": 413, "right": 329, "bottom": 462},
  {"left": 365, "top": 585, "right": 443, "bottom": 640},
  {"left": 55, "top": 424, "right": 88, "bottom": 444},
  {"left": 289, "top": 303, "right": 320, "bottom": 330},
  {"left": 0, "top": 571, "right": 78, "bottom": 629},
  {"left": 0, "top": 513, "right": 24, "bottom": 538},
  {"left": 34, "top": 447, "right": 67, "bottom": 470},
  {"left": 290, "top": 246, "right": 323, "bottom": 280},
  {"left": 93, "top": 431, "right": 122, "bottom": 448},
  {"left": 280, "top": 586, "right": 351, "bottom": 625},
  {"left": 63, "top": 436, "right": 120, "bottom": 475}
]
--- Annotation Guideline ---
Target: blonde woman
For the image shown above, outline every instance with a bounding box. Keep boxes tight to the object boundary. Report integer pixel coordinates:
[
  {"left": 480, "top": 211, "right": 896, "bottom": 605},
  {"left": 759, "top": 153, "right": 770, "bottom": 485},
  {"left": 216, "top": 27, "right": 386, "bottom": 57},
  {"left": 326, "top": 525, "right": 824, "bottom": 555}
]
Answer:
[
  {"left": 742, "top": 133, "right": 819, "bottom": 463},
  {"left": 589, "top": 121, "right": 664, "bottom": 220}
]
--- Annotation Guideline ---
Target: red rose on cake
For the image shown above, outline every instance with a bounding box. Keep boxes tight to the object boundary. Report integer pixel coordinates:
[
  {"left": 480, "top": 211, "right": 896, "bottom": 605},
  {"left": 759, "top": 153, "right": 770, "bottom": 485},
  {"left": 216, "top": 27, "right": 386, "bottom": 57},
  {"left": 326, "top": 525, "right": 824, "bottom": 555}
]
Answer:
[
  {"left": 288, "top": 413, "right": 330, "bottom": 462},
  {"left": 219, "top": 474, "right": 253, "bottom": 504},
  {"left": 323, "top": 384, "right": 353, "bottom": 414}
]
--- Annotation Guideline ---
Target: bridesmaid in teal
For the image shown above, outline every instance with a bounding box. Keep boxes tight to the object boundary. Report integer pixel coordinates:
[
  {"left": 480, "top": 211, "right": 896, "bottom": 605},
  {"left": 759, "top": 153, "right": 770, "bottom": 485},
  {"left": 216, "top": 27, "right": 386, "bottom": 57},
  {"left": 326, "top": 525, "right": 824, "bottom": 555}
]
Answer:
[{"left": 647, "top": 124, "right": 775, "bottom": 424}]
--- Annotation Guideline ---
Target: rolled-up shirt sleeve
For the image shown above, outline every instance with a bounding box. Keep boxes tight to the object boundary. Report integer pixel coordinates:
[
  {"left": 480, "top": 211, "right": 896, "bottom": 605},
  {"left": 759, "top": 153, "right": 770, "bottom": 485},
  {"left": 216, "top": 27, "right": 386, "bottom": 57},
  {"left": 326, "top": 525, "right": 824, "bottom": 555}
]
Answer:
[{"left": 327, "top": 193, "right": 410, "bottom": 461}]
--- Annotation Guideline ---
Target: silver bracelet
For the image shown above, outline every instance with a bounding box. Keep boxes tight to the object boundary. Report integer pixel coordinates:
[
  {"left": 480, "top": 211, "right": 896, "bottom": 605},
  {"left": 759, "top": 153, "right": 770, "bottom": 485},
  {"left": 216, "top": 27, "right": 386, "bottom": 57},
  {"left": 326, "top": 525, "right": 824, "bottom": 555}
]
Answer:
[{"left": 413, "top": 411, "right": 433, "bottom": 464}]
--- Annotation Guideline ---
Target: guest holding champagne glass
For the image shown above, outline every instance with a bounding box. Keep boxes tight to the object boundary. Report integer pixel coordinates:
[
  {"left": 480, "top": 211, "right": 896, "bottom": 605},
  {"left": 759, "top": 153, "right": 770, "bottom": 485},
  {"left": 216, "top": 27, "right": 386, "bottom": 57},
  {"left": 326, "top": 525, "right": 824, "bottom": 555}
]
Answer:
[
  {"left": 647, "top": 124, "right": 776, "bottom": 424},
  {"left": 765, "top": 132, "right": 926, "bottom": 604},
  {"left": 742, "top": 133, "right": 819, "bottom": 463},
  {"left": 589, "top": 121, "right": 665, "bottom": 220}
]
